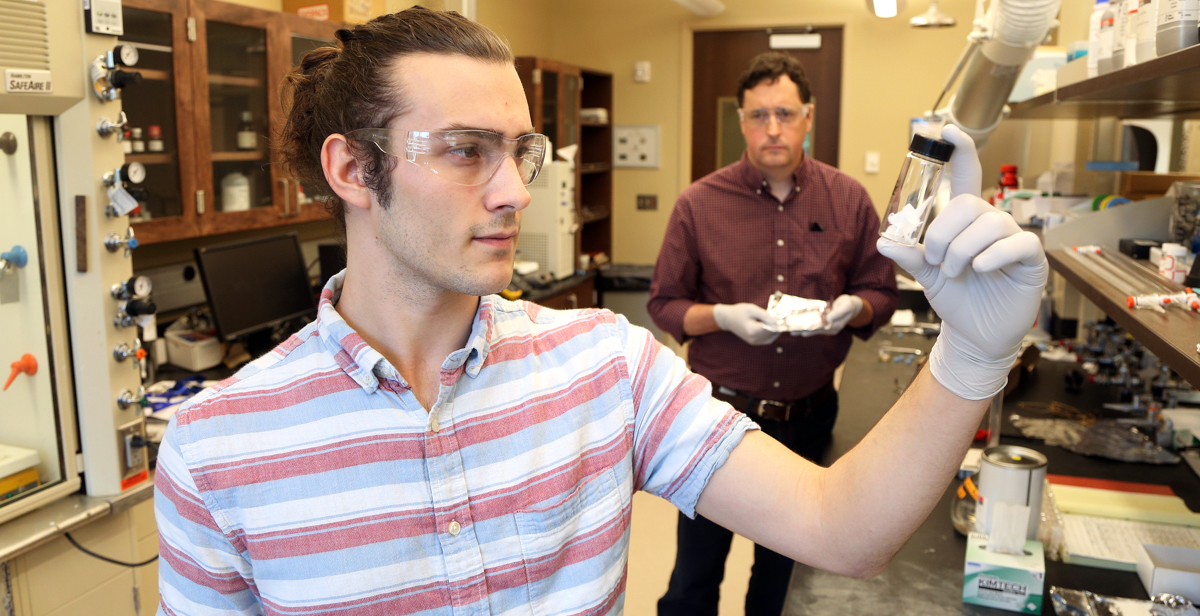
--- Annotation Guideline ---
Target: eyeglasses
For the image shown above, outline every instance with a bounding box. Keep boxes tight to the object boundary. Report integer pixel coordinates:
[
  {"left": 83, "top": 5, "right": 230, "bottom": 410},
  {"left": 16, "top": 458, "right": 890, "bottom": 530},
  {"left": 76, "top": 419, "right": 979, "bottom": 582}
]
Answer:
[
  {"left": 344, "top": 128, "right": 548, "bottom": 187},
  {"left": 737, "top": 105, "right": 811, "bottom": 128}
]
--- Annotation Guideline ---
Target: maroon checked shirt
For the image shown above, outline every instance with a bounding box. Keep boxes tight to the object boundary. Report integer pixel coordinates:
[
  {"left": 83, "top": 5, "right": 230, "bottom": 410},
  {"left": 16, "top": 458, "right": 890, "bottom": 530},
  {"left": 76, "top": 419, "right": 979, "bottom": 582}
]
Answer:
[{"left": 648, "top": 153, "right": 899, "bottom": 402}]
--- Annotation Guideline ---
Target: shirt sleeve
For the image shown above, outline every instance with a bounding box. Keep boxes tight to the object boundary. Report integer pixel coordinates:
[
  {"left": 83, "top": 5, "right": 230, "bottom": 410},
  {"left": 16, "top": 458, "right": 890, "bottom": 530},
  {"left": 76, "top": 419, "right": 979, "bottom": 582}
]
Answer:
[
  {"left": 844, "top": 189, "right": 899, "bottom": 339},
  {"left": 619, "top": 315, "right": 757, "bottom": 518},
  {"left": 647, "top": 192, "right": 702, "bottom": 345},
  {"left": 155, "top": 417, "right": 263, "bottom": 616}
]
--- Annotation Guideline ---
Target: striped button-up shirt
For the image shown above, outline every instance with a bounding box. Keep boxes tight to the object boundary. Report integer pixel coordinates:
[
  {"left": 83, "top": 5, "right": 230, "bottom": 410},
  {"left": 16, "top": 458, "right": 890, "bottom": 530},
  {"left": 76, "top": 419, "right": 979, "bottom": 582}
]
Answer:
[
  {"left": 155, "top": 272, "right": 755, "bottom": 616},
  {"left": 648, "top": 154, "right": 898, "bottom": 401}
]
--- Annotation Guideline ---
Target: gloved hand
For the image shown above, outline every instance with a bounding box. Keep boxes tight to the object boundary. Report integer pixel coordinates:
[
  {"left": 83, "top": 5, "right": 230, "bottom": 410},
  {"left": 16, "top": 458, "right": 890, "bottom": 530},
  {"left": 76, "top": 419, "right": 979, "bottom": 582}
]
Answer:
[
  {"left": 713, "top": 303, "right": 780, "bottom": 346},
  {"left": 795, "top": 294, "right": 862, "bottom": 337},
  {"left": 875, "top": 125, "right": 1048, "bottom": 400}
]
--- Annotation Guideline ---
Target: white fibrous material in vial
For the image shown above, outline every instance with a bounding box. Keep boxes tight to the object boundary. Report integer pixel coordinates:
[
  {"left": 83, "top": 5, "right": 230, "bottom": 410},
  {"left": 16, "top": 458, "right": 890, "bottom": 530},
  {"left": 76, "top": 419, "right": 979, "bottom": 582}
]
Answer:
[{"left": 882, "top": 196, "right": 930, "bottom": 245}]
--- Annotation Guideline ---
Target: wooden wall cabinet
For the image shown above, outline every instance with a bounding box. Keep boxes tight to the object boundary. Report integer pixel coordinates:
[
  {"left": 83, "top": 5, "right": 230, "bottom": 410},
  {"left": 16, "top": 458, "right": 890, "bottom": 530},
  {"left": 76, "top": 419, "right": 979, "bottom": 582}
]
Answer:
[
  {"left": 515, "top": 57, "right": 613, "bottom": 266},
  {"left": 119, "top": 0, "right": 340, "bottom": 244}
]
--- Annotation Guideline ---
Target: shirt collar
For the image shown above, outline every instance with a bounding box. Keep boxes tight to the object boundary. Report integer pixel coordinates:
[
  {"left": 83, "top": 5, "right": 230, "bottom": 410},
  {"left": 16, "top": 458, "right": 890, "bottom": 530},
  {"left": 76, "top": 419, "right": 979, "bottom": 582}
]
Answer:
[
  {"left": 735, "top": 151, "right": 810, "bottom": 195},
  {"left": 315, "top": 271, "right": 496, "bottom": 394}
]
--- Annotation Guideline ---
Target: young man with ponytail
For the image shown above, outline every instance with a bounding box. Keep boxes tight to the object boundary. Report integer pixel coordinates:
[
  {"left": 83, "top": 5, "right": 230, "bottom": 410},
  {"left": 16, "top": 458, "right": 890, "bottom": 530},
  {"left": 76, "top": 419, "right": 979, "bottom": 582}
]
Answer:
[{"left": 154, "top": 6, "right": 1048, "bottom": 615}]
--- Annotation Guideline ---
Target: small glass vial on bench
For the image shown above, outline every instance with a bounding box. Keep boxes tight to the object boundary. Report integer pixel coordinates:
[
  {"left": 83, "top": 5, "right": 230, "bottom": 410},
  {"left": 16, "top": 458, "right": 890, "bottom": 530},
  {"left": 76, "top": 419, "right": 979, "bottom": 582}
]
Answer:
[{"left": 880, "top": 134, "right": 955, "bottom": 246}]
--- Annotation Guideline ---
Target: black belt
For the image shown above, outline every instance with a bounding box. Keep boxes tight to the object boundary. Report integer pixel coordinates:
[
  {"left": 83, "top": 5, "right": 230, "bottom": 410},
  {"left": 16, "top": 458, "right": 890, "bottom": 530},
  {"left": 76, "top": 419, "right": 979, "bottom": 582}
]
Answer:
[{"left": 713, "top": 381, "right": 835, "bottom": 422}]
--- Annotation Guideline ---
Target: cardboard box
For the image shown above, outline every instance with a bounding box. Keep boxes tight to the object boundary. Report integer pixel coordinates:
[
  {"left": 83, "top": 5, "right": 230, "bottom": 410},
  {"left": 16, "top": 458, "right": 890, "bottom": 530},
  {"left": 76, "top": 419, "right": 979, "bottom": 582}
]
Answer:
[
  {"left": 1136, "top": 543, "right": 1200, "bottom": 603},
  {"left": 282, "top": 0, "right": 372, "bottom": 24},
  {"left": 1055, "top": 59, "right": 1089, "bottom": 89},
  {"left": 963, "top": 532, "right": 1045, "bottom": 614},
  {"left": 165, "top": 329, "right": 224, "bottom": 372},
  {"left": 1120, "top": 171, "right": 1200, "bottom": 201}
]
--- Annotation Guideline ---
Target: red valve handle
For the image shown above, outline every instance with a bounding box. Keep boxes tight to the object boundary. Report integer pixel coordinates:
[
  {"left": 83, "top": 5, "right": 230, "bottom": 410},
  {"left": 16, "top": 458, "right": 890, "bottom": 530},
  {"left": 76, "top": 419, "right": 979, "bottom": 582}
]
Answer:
[{"left": 3, "top": 354, "right": 37, "bottom": 391}]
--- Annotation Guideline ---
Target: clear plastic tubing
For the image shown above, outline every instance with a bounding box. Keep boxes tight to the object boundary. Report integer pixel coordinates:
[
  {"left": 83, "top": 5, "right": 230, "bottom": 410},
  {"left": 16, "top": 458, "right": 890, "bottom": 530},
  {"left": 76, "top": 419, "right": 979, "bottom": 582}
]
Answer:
[
  {"left": 1155, "top": 0, "right": 1199, "bottom": 56},
  {"left": 880, "top": 135, "right": 956, "bottom": 247}
]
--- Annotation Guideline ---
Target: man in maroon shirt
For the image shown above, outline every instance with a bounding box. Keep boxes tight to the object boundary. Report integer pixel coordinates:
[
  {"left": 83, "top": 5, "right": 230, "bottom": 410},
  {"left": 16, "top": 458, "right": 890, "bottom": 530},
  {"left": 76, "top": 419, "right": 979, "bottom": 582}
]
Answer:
[{"left": 649, "top": 52, "right": 899, "bottom": 616}]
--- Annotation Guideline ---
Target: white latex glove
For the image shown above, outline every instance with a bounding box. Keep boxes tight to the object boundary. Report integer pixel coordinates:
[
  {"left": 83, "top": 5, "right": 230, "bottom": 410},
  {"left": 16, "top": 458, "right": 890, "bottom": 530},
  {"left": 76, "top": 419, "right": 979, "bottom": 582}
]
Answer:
[
  {"left": 713, "top": 303, "right": 781, "bottom": 346},
  {"left": 796, "top": 294, "right": 862, "bottom": 337},
  {"left": 875, "top": 125, "right": 1048, "bottom": 400}
]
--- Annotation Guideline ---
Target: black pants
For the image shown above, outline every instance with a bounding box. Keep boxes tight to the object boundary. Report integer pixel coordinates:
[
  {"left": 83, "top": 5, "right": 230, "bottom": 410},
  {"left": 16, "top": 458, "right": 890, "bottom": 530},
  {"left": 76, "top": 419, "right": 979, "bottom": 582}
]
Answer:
[{"left": 657, "top": 389, "right": 839, "bottom": 616}]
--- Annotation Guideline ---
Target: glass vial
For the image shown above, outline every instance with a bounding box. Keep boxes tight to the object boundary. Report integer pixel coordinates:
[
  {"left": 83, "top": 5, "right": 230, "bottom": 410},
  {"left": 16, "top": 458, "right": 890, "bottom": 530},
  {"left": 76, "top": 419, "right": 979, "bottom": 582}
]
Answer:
[
  {"left": 147, "top": 125, "right": 164, "bottom": 152},
  {"left": 237, "top": 111, "right": 257, "bottom": 151},
  {"left": 880, "top": 134, "right": 955, "bottom": 246}
]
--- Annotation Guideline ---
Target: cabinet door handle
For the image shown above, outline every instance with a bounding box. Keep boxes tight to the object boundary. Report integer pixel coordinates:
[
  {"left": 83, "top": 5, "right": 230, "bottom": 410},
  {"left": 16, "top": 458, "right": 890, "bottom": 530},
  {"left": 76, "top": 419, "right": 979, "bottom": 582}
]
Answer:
[
  {"left": 196, "top": 189, "right": 205, "bottom": 215},
  {"left": 568, "top": 293, "right": 577, "bottom": 309},
  {"left": 278, "top": 178, "right": 291, "bottom": 218}
]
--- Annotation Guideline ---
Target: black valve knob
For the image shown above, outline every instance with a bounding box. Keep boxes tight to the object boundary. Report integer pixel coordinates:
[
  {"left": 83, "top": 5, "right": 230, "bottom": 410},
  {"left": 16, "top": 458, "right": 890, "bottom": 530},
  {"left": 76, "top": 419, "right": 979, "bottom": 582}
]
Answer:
[
  {"left": 124, "top": 298, "right": 157, "bottom": 317},
  {"left": 110, "top": 70, "right": 143, "bottom": 89}
]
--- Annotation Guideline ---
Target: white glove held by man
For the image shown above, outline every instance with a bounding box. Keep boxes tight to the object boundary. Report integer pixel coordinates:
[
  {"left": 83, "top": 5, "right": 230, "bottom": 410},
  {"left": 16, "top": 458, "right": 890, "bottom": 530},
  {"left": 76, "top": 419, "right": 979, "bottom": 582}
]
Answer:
[
  {"left": 713, "top": 303, "right": 780, "bottom": 346},
  {"left": 875, "top": 125, "right": 1048, "bottom": 400},
  {"left": 798, "top": 294, "right": 863, "bottom": 337}
]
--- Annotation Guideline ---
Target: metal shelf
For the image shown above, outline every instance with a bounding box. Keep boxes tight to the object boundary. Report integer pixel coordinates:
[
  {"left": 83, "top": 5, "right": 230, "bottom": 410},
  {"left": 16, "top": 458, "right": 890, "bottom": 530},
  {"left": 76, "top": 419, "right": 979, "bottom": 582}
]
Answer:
[
  {"left": 1047, "top": 248, "right": 1200, "bottom": 386},
  {"left": 1009, "top": 45, "right": 1200, "bottom": 120}
]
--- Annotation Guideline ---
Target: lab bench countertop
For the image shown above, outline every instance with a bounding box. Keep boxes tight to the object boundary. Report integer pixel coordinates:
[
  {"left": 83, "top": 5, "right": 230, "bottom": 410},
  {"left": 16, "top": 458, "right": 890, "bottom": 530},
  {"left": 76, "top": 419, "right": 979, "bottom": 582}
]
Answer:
[{"left": 782, "top": 332, "right": 1200, "bottom": 616}]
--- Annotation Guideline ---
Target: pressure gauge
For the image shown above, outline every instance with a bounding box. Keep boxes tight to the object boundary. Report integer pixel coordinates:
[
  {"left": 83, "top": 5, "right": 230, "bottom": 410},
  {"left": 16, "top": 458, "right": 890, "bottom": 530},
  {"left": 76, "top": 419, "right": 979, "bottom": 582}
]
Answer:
[
  {"left": 122, "top": 161, "right": 146, "bottom": 184},
  {"left": 111, "top": 275, "right": 152, "bottom": 300},
  {"left": 114, "top": 44, "right": 139, "bottom": 67}
]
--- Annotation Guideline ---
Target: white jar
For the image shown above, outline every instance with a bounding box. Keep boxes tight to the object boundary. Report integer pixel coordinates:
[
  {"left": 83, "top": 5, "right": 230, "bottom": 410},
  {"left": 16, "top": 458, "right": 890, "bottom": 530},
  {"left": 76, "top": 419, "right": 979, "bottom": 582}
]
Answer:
[
  {"left": 220, "top": 171, "right": 251, "bottom": 212},
  {"left": 1159, "top": 242, "right": 1189, "bottom": 282}
]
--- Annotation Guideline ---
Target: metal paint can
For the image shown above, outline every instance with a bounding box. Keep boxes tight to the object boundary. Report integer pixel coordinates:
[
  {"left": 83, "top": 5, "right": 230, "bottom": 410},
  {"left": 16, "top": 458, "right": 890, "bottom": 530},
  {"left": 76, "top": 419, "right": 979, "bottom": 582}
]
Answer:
[{"left": 974, "top": 445, "right": 1048, "bottom": 540}]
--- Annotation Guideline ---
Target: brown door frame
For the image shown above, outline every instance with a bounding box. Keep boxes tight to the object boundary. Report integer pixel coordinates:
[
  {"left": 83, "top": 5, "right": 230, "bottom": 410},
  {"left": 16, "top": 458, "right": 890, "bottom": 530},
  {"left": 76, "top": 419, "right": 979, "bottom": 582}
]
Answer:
[{"left": 690, "top": 26, "right": 844, "bottom": 182}]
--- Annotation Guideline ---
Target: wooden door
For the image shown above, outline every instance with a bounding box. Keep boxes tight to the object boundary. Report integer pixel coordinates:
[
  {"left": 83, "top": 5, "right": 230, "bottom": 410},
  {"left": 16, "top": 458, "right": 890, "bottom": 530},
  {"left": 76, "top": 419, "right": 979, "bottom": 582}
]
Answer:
[
  {"left": 122, "top": 0, "right": 200, "bottom": 244},
  {"left": 691, "top": 27, "right": 843, "bottom": 181}
]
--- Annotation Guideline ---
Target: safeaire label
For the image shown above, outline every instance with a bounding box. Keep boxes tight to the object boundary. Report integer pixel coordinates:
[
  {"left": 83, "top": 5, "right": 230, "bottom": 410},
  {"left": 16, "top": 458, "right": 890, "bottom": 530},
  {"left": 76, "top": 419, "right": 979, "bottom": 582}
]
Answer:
[{"left": 5, "top": 70, "right": 52, "bottom": 94}]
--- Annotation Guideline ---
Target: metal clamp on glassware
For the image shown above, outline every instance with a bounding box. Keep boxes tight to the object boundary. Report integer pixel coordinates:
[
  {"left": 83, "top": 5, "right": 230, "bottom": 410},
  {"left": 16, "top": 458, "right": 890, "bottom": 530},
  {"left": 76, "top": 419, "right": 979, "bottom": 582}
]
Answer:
[
  {"left": 880, "top": 134, "right": 955, "bottom": 246},
  {"left": 89, "top": 44, "right": 141, "bottom": 102},
  {"left": 104, "top": 227, "right": 139, "bottom": 257}
]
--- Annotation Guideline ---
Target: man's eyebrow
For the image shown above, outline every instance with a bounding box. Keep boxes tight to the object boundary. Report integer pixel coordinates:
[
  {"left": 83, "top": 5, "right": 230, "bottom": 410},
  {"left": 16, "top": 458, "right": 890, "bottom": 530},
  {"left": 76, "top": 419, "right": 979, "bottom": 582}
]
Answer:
[{"left": 441, "top": 122, "right": 537, "bottom": 138}]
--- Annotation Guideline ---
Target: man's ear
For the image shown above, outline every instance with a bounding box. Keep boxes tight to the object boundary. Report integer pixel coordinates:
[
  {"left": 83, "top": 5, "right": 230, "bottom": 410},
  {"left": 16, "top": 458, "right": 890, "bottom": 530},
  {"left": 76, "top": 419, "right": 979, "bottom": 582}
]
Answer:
[{"left": 321, "top": 134, "right": 372, "bottom": 211}]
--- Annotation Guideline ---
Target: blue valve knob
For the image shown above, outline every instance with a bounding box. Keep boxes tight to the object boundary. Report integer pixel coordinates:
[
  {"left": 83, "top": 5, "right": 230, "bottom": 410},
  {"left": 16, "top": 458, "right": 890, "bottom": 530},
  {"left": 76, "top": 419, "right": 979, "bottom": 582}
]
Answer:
[
  {"left": 127, "top": 237, "right": 139, "bottom": 250},
  {"left": 1, "top": 246, "right": 26, "bottom": 268}
]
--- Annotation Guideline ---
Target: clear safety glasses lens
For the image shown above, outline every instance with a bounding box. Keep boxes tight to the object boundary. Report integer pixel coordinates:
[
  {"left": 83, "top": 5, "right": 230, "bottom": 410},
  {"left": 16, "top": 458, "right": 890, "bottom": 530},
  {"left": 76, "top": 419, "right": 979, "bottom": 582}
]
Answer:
[
  {"left": 346, "top": 129, "right": 548, "bottom": 187},
  {"left": 738, "top": 105, "right": 810, "bottom": 128}
]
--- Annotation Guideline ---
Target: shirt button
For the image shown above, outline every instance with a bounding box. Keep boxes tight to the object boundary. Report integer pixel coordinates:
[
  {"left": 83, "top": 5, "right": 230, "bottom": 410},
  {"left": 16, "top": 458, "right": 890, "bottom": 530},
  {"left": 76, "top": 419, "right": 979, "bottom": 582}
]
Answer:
[
  {"left": 776, "top": 239, "right": 784, "bottom": 247},
  {"left": 756, "top": 189, "right": 762, "bottom": 195},
  {"left": 430, "top": 416, "right": 440, "bottom": 433},
  {"left": 773, "top": 381, "right": 781, "bottom": 388},
  {"left": 449, "top": 520, "right": 461, "bottom": 536},
  {"left": 795, "top": 186, "right": 801, "bottom": 192},
  {"left": 776, "top": 347, "right": 783, "bottom": 354},
  {"left": 778, "top": 205, "right": 784, "bottom": 212},
  {"left": 776, "top": 275, "right": 784, "bottom": 282}
]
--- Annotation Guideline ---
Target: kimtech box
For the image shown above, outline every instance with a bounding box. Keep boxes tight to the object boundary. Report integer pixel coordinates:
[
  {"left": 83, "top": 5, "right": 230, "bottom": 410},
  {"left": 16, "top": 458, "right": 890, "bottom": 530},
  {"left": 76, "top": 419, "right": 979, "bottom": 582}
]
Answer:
[{"left": 963, "top": 532, "right": 1045, "bottom": 614}]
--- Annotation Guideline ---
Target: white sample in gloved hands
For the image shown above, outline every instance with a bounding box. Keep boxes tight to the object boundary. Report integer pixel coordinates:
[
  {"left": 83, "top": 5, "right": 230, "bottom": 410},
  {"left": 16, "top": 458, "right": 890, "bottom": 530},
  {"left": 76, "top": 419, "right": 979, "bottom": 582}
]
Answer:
[
  {"left": 796, "top": 294, "right": 862, "bottom": 337},
  {"left": 713, "top": 303, "right": 781, "bottom": 346},
  {"left": 875, "top": 125, "right": 1048, "bottom": 400}
]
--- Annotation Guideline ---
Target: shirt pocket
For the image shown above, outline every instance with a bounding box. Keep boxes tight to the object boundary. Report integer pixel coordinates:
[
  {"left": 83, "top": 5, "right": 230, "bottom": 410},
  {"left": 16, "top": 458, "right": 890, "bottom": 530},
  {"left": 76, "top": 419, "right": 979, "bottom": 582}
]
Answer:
[
  {"left": 515, "top": 467, "right": 628, "bottom": 616},
  {"left": 796, "top": 231, "right": 855, "bottom": 300}
]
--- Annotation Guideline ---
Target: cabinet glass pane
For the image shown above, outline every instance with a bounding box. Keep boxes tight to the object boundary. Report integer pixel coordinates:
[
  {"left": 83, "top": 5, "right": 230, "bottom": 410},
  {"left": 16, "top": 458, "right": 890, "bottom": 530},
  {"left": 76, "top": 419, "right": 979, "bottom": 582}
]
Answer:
[
  {"left": 207, "top": 21, "right": 270, "bottom": 212},
  {"left": 563, "top": 74, "right": 578, "bottom": 149},
  {"left": 119, "top": 8, "right": 183, "bottom": 222},
  {"left": 542, "top": 70, "right": 558, "bottom": 150},
  {"left": 291, "top": 33, "right": 335, "bottom": 205}
]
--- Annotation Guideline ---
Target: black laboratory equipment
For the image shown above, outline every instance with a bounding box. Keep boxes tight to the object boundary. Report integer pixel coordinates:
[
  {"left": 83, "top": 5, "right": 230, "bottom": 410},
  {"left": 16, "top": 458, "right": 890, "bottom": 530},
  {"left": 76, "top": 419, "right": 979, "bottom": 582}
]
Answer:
[{"left": 194, "top": 233, "right": 317, "bottom": 359}]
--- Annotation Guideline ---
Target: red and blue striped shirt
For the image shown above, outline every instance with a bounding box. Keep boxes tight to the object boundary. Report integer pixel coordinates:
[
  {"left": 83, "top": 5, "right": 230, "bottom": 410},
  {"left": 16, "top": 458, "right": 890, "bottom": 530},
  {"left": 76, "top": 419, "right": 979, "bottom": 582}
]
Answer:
[{"left": 155, "top": 272, "right": 754, "bottom": 615}]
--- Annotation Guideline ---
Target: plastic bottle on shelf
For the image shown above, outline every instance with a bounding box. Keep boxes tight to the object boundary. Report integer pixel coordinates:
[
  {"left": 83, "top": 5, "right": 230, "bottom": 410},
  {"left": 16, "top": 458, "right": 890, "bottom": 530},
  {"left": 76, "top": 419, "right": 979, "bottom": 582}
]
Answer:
[
  {"left": 130, "top": 127, "right": 145, "bottom": 153},
  {"left": 236, "top": 111, "right": 257, "bottom": 151},
  {"left": 1097, "top": 0, "right": 1118, "bottom": 73},
  {"left": 1111, "top": 0, "right": 1132, "bottom": 68},
  {"left": 121, "top": 129, "right": 133, "bottom": 154},
  {"left": 220, "top": 171, "right": 251, "bottom": 212},
  {"left": 1135, "top": 0, "right": 1159, "bottom": 62},
  {"left": 1123, "top": 0, "right": 1141, "bottom": 66},
  {"left": 1088, "top": 0, "right": 1112, "bottom": 78},
  {"left": 1155, "top": 0, "right": 1199, "bottom": 56},
  {"left": 147, "top": 125, "right": 164, "bottom": 152}
]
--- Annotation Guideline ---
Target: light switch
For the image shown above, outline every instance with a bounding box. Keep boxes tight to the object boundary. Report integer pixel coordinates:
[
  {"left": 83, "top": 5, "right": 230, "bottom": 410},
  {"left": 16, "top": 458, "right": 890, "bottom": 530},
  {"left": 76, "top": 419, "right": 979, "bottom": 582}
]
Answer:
[
  {"left": 865, "top": 151, "right": 880, "bottom": 174},
  {"left": 634, "top": 61, "right": 651, "bottom": 83}
]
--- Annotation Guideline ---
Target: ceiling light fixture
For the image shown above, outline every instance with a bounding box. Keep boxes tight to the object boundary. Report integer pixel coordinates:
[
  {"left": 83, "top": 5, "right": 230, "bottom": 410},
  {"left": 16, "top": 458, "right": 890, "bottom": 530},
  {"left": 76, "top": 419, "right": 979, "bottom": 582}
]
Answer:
[
  {"left": 672, "top": 0, "right": 726, "bottom": 17},
  {"left": 910, "top": 0, "right": 957, "bottom": 27},
  {"left": 867, "top": 0, "right": 908, "bottom": 18}
]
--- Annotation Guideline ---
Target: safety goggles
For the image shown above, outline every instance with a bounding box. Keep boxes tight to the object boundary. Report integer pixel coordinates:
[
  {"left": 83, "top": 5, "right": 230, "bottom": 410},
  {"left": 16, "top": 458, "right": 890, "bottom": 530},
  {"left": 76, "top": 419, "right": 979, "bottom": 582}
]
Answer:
[
  {"left": 345, "top": 128, "right": 548, "bottom": 187},
  {"left": 737, "top": 105, "right": 811, "bottom": 128}
]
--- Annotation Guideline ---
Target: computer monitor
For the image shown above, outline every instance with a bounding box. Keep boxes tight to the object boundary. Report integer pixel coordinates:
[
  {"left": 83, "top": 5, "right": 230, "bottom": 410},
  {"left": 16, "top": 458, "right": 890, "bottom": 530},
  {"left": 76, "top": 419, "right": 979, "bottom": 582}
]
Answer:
[{"left": 194, "top": 234, "right": 317, "bottom": 353}]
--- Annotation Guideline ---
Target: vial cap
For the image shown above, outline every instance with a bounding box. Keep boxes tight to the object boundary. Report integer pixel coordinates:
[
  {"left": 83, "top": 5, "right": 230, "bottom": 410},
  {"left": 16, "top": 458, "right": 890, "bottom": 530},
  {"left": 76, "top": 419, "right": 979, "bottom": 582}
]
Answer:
[{"left": 908, "top": 134, "right": 955, "bottom": 163}]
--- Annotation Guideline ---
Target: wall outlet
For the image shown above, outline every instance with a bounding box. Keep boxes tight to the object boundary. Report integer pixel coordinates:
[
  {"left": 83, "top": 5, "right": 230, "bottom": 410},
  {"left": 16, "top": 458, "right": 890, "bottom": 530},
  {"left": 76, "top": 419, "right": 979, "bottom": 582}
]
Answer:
[
  {"left": 637, "top": 195, "right": 658, "bottom": 210},
  {"left": 614, "top": 125, "right": 660, "bottom": 168},
  {"left": 633, "top": 61, "right": 651, "bottom": 83}
]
